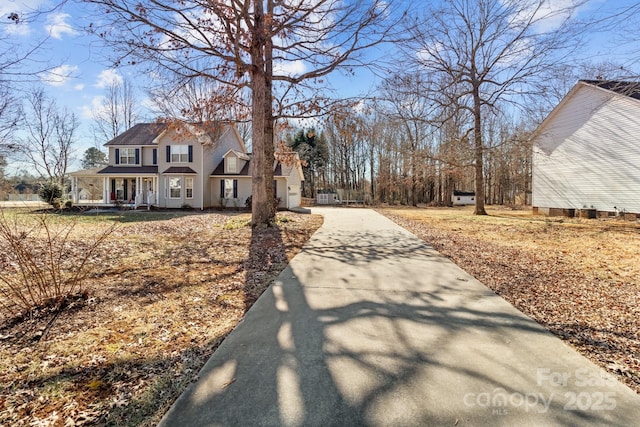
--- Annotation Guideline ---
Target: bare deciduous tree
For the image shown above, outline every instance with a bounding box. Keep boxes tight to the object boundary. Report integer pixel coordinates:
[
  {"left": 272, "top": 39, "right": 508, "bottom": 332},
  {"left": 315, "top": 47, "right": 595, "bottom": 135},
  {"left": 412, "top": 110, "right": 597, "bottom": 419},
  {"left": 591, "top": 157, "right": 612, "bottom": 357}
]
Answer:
[
  {"left": 406, "top": 0, "right": 583, "bottom": 215},
  {"left": 20, "top": 88, "right": 78, "bottom": 185},
  {"left": 0, "top": 83, "right": 21, "bottom": 155},
  {"left": 92, "top": 78, "right": 141, "bottom": 144},
  {"left": 85, "top": 0, "right": 405, "bottom": 227},
  {"left": 377, "top": 74, "right": 438, "bottom": 206}
]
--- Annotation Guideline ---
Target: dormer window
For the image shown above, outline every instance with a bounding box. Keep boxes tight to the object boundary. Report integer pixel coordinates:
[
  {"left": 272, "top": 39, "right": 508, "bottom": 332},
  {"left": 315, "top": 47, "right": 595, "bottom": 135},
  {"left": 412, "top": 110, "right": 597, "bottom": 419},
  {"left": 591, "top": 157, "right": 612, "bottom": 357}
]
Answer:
[{"left": 226, "top": 156, "right": 237, "bottom": 173}]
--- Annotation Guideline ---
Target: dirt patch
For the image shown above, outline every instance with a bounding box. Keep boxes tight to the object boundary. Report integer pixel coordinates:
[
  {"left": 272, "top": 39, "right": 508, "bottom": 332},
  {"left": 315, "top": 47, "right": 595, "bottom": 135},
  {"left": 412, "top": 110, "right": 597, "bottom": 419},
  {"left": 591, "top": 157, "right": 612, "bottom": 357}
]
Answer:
[
  {"left": 0, "top": 211, "right": 322, "bottom": 426},
  {"left": 380, "top": 206, "right": 640, "bottom": 394}
]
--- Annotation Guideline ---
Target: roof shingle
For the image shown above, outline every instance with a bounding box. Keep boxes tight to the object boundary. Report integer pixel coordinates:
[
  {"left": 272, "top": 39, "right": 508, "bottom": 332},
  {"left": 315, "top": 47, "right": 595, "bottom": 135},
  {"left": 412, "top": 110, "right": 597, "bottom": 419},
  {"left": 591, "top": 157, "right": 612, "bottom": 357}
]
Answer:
[
  {"left": 97, "top": 166, "right": 159, "bottom": 174},
  {"left": 581, "top": 80, "right": 640, "bottom": 100},
  {"left": 104, "top": 123, "right": 167, "bottom": 146}
]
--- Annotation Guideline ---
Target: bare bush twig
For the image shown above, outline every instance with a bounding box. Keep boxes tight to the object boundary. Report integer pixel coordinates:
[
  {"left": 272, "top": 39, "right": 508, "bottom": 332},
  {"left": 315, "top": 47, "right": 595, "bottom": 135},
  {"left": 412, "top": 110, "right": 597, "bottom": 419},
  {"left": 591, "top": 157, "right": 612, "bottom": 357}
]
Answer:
[{"left": 0, "top": 209, "right": 117, "bottom": 319}]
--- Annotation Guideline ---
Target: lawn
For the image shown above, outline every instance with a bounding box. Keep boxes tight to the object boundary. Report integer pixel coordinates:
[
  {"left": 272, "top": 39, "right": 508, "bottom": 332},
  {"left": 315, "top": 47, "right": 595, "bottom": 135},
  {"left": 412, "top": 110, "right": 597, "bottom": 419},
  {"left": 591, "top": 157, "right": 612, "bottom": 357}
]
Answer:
[
  {"left": 0, "top": 209, "right": 322, "bottom": 426},
  {"left": 380, "top": 206, "right": 640, "bottom": 394},
  {"left": 2, "top": 205, "right": 638, "bottom": 425}
]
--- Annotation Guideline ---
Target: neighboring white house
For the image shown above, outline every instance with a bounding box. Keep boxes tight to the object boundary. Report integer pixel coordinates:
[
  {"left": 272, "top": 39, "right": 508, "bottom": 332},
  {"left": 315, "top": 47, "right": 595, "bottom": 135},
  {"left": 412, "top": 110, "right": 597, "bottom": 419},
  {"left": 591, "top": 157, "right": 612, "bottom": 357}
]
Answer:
[
  {"left": 452, "top": 190, "right": 475, "bottom": 206},
  {"left": 531, "top": 80, "right": 640, "bottom": 216},
  {"left": 70, "top": 122, "right": 305, "bottom": 210}
]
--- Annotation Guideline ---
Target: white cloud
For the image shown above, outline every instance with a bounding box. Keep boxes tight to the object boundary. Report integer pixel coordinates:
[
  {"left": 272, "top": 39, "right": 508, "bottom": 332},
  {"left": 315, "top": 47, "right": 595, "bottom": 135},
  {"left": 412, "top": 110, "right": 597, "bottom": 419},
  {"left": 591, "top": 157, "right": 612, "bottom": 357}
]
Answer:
[
  {"left": 506, "top": 0, "right": 586, "bottom": 33},
  {"left": 81, "top": 96, "right": 105, "bottom": 119},
  {"left": 40, "top": 64, "right": 78, "bottom": 86},
  {"left": 95, "top": 69, "right": 123, "bottom": 88},
  {"left": 45, "top": 12, "right": 76, "bottom": 39},
  {"left": 74, "top": 83, "right": 85, "bottom": 91},
  {"left": 5, "top": 21, "right": 31, "bottom": 36},
  {"left": 274, "top": 60, "right": 306, "bottom": 77}
]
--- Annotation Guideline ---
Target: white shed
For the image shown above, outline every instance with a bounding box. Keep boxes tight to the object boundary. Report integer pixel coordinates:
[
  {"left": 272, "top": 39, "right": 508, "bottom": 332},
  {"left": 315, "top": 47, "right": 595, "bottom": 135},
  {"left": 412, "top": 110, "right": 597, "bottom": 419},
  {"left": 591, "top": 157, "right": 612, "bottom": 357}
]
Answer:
[
  {"left": 452, "top": 190, "right": 475, "bottom": 206},
  {"left": 531, "top": 80, "right": 640, "bottom": 215}
]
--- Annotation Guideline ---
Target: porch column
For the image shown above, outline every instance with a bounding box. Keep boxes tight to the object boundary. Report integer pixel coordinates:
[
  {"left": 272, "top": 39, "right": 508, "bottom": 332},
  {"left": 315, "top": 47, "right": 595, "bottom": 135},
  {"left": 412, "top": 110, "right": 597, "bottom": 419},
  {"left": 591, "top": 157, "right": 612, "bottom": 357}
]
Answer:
[
  {"left": 135, "top": 177, "right": 141, "bottom": 207},
  {"left": 103, "top": 177, "right": 109, "bottom": 203},
  {"left": 71, "top": 176, "right": 78, "bottom": 203}
]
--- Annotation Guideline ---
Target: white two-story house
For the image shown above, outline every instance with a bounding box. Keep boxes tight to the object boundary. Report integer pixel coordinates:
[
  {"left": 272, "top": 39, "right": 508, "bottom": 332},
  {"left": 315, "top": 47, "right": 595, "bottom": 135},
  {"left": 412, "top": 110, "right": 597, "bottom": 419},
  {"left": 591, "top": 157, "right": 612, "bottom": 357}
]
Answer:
[{"left": 70, "top": 122, "right": 304, "bottom": 210}]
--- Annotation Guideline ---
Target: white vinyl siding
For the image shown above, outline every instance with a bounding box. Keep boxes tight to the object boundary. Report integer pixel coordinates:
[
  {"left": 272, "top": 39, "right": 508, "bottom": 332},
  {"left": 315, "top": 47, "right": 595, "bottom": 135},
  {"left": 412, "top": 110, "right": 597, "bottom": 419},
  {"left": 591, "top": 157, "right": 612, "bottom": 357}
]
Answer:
[{"left": 533, "top": 83, "right": 640, "bottom": 213}]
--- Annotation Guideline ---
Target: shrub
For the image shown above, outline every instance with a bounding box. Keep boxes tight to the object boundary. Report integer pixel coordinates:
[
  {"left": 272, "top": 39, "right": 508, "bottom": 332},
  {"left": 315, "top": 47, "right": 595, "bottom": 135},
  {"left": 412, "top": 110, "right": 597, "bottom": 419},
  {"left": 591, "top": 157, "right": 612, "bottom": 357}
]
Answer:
[
  {"left": 65, "top": 200, "right": 73, "bottom": 209},
  {"left": 38, "top": 182, "right": 63, "bottom": 206},
  {"left": 0, "top": 210, "right": 117, "bottom": 319},
  {"left": 245, "top": 195, "right": 281, "bottom": 210}
]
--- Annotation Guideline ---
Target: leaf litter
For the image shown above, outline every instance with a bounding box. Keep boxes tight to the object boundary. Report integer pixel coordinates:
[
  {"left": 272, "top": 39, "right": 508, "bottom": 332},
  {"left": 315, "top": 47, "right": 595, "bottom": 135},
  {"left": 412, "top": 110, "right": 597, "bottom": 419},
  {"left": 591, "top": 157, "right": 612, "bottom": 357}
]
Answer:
[{"left": 0, "top": 210, "right": 322, "bottom": 426}]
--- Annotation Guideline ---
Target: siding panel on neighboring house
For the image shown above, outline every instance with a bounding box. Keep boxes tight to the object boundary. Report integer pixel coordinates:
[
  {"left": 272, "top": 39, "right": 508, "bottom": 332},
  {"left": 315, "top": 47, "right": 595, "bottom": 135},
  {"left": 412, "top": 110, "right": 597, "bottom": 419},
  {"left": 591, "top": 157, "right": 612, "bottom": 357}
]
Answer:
[{"left": 532, "top": 82, "right": 640, "bottom": 213}]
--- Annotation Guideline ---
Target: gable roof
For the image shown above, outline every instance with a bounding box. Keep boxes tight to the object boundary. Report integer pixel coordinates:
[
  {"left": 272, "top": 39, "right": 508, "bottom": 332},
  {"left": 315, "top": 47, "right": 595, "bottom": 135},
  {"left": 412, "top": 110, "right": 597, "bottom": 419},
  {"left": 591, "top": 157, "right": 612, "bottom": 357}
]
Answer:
[
  {"left": 104, "top": 123, "right": 167, "bottom": 146},
  {"left": 580, "top": 80, "right": 640, "bottom": 100},
  {"left": 530, "top": 79, "right": 640, "bottom": 144},
  {"left": 211, "top": 159, "right": 251, "bottom": 176},
  {"left": 223, "top": 148, "right": 251, "bottom": 161}
]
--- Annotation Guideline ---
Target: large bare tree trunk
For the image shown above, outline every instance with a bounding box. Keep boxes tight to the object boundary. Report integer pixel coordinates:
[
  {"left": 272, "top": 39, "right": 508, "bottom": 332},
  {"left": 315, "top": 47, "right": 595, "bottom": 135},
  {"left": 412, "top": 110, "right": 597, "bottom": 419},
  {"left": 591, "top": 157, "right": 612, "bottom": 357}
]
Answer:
[
  {"left": 250, "top": 0, "right": 271, "bottom": 228},
  {"left": 263, "top": 0, "right": 276, "bottom": 222},
  {"left": 472, "top": 83, "right": 487, "bottom": 215}
]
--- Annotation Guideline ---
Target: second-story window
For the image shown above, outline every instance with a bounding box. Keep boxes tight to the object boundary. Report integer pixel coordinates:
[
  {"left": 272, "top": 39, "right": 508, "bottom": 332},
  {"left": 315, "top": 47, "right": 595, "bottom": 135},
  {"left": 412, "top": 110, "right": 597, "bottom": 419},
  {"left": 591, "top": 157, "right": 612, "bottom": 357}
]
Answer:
[
  {"left": 171, "top": 145, "right": 189, "bottom": 163},
  {"left": 119, "top": 148, "right": 136, "bottom": 165}
]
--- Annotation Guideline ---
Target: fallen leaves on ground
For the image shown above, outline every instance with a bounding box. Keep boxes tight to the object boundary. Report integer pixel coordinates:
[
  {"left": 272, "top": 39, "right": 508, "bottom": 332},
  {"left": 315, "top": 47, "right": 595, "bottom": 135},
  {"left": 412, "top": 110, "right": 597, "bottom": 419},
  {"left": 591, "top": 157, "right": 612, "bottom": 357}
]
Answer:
[
  {"left": 380, "top": 206, "right": 640, "bottom": 394},
  {"left": 0, "top": 210, "right": 322, "bottom": 426}
]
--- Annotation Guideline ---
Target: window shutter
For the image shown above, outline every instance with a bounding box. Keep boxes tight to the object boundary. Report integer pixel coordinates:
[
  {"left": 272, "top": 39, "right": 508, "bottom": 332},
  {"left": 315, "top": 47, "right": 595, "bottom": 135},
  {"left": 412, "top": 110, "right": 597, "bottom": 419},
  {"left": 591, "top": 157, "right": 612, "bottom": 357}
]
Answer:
[
  {"left": 135, "top": 148, "right": 140, "bottom": 165},
  {"left": 233, "top": 179, "right": 238, "bottom": 198},
  {"left": 111, "top": 179, "right": 116, "bottom": 194},
  {"left": 115, "top": 149, "right": 120, "bottom": 165},
  {"left": 220, "top": 180, "right": 224, "bottom": 198},
  {"left": 152, "top": 148, "right": 157, "bottom": 165},
  {"left": 123, "top": 180, "right": 128, "bottom": 199},
  {"left": 273, "top": 180, "right": 277, "bottom": 197},
  {"left": 188, "top": 145, "right": 193, "bottom": 162},
  {"left": 166, "top": 146, "right": 171, "bottom": 163}
]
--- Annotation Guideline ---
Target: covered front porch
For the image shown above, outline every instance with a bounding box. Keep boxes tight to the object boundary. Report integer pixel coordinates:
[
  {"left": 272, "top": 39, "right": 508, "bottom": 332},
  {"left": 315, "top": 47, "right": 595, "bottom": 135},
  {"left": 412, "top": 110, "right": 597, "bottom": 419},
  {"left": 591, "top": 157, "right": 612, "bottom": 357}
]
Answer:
[{"left": 70, "top": 167, "right": 159, "bottom": 209}]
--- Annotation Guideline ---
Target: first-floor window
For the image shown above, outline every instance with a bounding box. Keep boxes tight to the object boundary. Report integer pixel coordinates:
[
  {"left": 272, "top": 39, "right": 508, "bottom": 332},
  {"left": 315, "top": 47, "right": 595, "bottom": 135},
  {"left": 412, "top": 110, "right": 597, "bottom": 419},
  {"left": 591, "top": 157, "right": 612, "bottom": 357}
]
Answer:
[
  {"left": 221, "top": 179, "right": 238, "bottom": 199},
  {"left": 169, "top": 177, "right": 181, "bottom": 198},
  {"left": 186, "top": 177, "right": 193, "bottom": 199},
  {"left": 115, "top": 178, "right": 124, "bottom": 200}
]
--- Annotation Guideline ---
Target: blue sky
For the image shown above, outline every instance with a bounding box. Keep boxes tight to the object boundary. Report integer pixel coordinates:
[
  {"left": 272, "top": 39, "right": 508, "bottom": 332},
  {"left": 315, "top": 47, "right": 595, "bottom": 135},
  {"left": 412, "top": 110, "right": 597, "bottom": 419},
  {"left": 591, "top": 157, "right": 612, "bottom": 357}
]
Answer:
[{"left": 2, "top": 0, "right": 640, "bottom": 174}]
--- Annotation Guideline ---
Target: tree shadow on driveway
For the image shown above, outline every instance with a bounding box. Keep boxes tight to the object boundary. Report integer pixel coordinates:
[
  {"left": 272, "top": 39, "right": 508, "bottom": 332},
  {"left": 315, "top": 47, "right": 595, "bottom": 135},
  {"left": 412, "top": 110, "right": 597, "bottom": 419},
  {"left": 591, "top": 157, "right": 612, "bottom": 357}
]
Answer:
[{"left": 159, "top": 219, "right": 639, "bottom": 426}]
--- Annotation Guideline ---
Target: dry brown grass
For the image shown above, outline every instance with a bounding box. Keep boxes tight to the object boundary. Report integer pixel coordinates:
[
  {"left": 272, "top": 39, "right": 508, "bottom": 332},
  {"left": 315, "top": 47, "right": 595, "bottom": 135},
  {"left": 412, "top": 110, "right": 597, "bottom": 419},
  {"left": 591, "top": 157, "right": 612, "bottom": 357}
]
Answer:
[
  {"left": 0, "top": 210, "right": 322, "bottom": 426},
  {"left": 380, "top": 206, "right": 640, "bottom": 394}
]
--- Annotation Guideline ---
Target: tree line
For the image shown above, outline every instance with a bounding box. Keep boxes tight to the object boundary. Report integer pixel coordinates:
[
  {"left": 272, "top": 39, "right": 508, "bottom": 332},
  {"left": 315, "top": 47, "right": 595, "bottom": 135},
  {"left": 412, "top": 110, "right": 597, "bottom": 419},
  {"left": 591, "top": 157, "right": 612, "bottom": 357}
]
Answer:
[{"left": 2, "top": 0, "right": 640, "bottom": 221}]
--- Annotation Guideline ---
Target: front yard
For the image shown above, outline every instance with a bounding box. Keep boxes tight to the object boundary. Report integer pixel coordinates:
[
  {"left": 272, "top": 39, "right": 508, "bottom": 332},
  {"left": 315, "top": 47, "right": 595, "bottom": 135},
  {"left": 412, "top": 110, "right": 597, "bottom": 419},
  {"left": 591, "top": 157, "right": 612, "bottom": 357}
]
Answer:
[
  {"left": 2, "top": 205, "right": 639, "bottom": 426},
  {"left": 0, "top": 210, "right": 322, "bottom": 426}
]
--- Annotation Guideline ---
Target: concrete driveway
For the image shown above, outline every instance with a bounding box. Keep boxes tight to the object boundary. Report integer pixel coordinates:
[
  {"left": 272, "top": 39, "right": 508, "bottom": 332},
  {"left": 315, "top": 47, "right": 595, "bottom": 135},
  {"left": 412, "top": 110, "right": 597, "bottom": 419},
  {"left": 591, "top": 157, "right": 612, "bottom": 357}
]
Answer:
[{"left": 159, "top": 208, "right": 640, "bottom": 426}]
